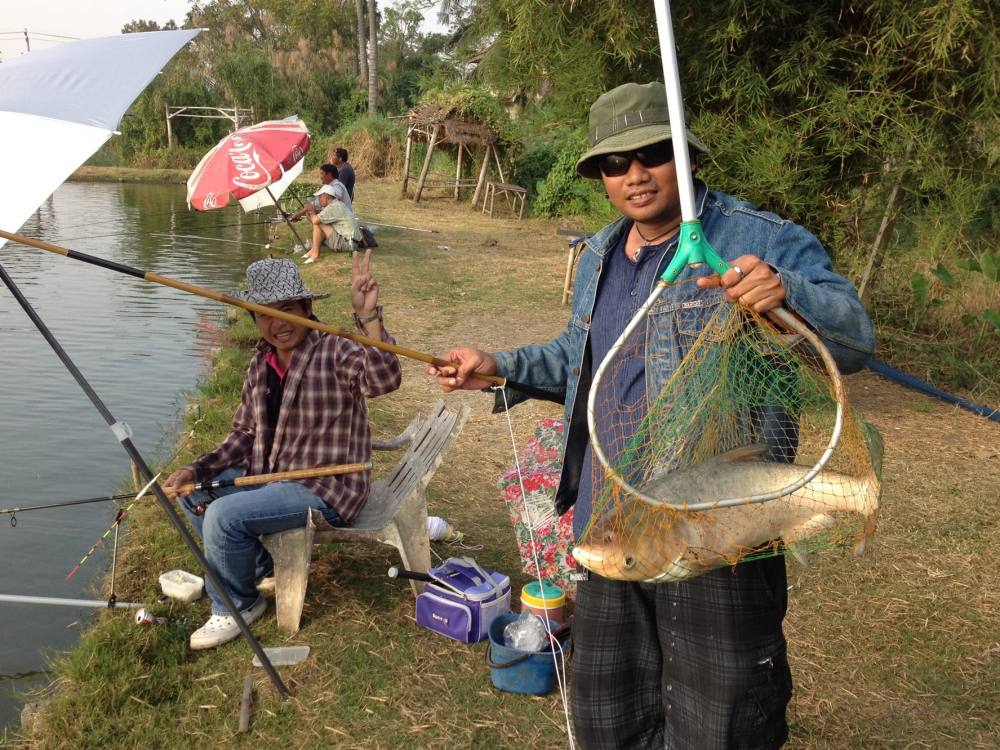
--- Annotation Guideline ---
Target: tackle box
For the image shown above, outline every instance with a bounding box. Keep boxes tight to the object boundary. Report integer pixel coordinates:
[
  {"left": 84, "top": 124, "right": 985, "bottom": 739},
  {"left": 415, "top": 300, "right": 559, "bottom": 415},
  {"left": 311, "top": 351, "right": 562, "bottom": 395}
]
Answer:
[{"left": 415, "top": 557, "right": 510, "bottom": 643}]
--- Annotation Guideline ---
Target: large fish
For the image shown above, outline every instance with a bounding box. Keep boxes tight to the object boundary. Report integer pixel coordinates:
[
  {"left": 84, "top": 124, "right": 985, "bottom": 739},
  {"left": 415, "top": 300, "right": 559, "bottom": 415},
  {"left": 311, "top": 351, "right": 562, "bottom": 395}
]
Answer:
[{"left": 572, "top": 442, "right": 881, "bottom": 583}]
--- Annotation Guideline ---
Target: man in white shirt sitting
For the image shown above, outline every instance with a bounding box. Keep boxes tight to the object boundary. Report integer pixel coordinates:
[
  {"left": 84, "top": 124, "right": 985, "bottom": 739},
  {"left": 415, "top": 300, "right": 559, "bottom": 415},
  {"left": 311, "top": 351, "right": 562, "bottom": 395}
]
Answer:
[{"left": 303, "top": 184, "right": 362, "bottom": 264}]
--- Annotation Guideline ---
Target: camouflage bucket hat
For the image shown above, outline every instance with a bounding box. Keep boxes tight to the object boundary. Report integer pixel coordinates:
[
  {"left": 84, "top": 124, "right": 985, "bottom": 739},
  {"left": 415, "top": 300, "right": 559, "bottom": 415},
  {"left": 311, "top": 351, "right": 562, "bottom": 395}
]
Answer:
[
  {"left": 576, "top": 81, "right": 709, "bottom": 179},
  {"left": 233, "top": 259, "right": 330, "bottom": 305}
]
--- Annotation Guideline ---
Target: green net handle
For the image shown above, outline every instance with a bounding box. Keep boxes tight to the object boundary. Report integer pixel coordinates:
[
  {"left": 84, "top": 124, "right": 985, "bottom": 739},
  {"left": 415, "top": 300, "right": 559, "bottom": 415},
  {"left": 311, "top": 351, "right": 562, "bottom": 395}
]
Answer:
[{"left": 660, "top": 220, "right": 730, "bottom": 284}]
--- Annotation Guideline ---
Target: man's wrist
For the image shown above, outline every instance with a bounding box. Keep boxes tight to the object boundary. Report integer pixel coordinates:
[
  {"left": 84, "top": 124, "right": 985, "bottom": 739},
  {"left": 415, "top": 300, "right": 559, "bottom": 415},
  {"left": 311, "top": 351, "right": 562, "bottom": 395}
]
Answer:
[{"left": 353, "top": 305, "right": 382, "bottom": 326}]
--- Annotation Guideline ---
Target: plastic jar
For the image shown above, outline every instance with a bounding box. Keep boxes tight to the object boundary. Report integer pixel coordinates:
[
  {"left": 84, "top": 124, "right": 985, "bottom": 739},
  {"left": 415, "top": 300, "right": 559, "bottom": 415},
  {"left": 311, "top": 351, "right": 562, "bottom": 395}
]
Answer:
[{"left": 520, "top": 580, "right": 566, "bottom": 624}]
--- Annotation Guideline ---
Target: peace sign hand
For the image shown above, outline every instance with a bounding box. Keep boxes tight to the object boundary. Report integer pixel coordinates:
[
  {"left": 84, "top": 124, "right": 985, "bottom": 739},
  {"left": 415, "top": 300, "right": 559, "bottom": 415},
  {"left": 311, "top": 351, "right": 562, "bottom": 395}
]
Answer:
[{"left": 351, "top": 248, "right": 379, "bottom": 319}]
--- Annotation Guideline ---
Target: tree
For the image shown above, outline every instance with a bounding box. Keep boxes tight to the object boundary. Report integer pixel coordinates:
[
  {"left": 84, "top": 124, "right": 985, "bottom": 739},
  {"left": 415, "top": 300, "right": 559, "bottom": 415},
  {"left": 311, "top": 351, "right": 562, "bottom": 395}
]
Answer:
[
  {"left": 355, "top": 0, "right": 369, "bottom": 85},
  {"left": 121, "top": 18, "right": 178, "bottom": 33},
  {"left": 368, "top": 0, "right": 380, "bottom": 113}
]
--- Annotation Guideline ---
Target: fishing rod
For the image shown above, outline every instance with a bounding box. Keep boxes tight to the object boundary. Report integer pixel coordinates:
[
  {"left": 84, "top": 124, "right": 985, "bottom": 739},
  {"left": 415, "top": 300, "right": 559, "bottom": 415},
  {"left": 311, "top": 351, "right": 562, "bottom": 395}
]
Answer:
[
  {"left": 0, "top": 594, "right": 143, "bottom": 609},
  {"left": 150, "top": 232, "right": 260, "bottom": 246},
  {"left": 57, "top": 221, "right": 273, "bottom": 244},
  {"left": 356, "top": 219, "right": 439, "bottom": 235},
  {"left": 0, "top": 229, "right": 558, "bottom": 403},
  {"left": 0, "top": 258, "right": 290, "bottom": 697},
  {"left": 265, "top": 215, "right": 439, "bottom": 235},
  {"left": 2, "top": 461, "right": 373, "bottom": 519}
]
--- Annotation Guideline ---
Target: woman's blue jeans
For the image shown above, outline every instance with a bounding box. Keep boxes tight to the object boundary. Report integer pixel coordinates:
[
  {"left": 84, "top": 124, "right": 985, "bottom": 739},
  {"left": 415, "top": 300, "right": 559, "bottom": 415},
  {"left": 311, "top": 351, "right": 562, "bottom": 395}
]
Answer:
[{"left": 181, "top": 468, "right": 345, "bottom": 614}]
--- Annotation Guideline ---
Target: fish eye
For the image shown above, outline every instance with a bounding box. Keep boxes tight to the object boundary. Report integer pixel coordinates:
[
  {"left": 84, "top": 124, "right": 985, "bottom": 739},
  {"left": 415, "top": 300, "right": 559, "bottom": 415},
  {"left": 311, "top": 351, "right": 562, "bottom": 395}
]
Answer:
[{"left": 623, "top": 554, "right": 635, "bottom": 569}]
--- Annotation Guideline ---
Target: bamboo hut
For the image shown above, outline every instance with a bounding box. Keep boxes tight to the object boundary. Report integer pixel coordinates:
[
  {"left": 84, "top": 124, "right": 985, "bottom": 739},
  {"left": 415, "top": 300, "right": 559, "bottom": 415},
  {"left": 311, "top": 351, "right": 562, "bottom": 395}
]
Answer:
[{"left": 400, "top": 103, "right": 510, "bottom": 206}]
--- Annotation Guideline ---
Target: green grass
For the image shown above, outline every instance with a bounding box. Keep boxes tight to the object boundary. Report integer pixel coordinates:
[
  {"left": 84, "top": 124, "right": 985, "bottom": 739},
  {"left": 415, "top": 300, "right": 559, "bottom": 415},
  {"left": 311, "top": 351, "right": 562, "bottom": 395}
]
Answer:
[{"left": 9, "top": 179, "right": 999, "bottom": 750}]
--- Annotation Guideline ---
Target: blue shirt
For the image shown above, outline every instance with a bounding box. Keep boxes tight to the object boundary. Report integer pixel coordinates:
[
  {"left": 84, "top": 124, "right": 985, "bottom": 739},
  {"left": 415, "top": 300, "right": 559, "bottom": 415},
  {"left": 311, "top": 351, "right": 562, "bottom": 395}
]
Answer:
[{"left": 575, "top": 232, "right": 674, "bottom": 536}]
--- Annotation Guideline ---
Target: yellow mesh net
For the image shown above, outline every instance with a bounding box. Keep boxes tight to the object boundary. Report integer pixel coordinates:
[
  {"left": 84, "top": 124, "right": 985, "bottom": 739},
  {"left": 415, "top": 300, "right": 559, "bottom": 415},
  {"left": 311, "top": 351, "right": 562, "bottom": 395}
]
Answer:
[{"left": 575, "top": 281, "right": 882, "bottom": 583}]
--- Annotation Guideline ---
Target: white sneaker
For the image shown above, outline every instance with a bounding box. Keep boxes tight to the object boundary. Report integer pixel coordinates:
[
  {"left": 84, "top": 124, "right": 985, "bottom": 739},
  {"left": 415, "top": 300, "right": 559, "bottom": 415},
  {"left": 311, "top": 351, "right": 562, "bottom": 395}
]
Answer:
[{"left": 189, "top": 596, "right": 267, "bottom": 650}]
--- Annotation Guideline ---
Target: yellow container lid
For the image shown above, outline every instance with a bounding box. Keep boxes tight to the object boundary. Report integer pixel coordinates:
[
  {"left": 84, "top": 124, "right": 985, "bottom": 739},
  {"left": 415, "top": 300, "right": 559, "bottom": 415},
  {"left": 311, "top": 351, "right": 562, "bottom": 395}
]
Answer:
[{"left": 521, "top": 580, "right": 565, "bottom": 608}]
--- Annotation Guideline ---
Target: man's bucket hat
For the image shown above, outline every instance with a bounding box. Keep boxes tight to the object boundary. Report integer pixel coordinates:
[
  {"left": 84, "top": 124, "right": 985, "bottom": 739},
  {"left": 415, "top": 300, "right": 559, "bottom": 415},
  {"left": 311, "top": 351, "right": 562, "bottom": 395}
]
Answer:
[
  {"left": 576, "top": 81, "right": 709, "bottom": 179},
  {"left": 233, "top": 259, "right": 330, "bottom": 305},
  {"left": 314, "top": 184, "right": 338, "bottom": 198}
]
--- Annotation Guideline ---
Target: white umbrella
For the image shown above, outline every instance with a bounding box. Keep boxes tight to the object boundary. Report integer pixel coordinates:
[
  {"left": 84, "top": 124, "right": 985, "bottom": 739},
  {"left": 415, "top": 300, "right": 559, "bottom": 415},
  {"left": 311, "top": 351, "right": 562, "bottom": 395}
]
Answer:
[
  {"left": 238, "top": 156, "right": 305, "bottom": 213},
  {"left": 0, "top": 29, "right": 200, "bottom": 249}
]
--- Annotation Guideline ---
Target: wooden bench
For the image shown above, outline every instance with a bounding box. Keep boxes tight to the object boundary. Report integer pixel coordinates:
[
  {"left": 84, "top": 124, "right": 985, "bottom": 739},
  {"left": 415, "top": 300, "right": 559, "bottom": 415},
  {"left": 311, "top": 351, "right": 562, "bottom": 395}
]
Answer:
[
  {"left": 482, "top": 181, "right": 527, "bottom": 219},
  {"left": 260, "top": 400, "right": 470, "bottom": 634}
]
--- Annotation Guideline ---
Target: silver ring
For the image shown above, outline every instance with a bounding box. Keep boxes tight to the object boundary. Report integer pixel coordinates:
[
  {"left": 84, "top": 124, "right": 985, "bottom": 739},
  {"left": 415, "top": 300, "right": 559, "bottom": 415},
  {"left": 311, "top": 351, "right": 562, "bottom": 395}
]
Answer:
[{"left": 732, "top": 264, "right": 744, "bottom": 279}]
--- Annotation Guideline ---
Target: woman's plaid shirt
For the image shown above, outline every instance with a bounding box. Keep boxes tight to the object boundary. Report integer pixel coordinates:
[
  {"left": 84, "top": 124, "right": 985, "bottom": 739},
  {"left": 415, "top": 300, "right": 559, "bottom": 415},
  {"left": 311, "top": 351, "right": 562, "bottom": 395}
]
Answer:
[{"left": 187, "top": 325, "right": 402, "bottom": 523}]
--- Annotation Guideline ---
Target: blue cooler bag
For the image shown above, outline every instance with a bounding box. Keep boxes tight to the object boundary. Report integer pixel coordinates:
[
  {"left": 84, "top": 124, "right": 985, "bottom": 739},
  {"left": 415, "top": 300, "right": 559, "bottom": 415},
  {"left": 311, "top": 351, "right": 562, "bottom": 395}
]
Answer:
[{"left": 415, "top": 557, "right": 510, "bottom": 643}]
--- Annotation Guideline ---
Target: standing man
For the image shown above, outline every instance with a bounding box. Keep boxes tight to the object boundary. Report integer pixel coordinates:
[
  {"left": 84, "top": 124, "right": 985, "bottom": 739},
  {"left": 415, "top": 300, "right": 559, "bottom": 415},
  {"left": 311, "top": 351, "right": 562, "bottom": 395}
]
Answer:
[
  {"left": 332, "top": 147, "right": 355, "bottom": 201},
  {"left": 165, "top": 255, "right": 400, "bottom": 650},
  {"left": 426, "top": 82, "right": 874, "bottom": 749}
]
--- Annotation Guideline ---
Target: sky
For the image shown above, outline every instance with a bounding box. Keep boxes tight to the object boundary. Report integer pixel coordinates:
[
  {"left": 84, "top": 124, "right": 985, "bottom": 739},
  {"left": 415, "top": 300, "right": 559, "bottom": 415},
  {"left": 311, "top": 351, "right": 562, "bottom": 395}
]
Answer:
[{"left": 0, "top": 1, "right": 444, "bottom": 62}]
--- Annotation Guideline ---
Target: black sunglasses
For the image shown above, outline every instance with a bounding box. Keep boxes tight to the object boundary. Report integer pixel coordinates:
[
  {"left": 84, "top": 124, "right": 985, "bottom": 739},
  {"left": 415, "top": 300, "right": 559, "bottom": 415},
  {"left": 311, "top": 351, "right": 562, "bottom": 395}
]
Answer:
[{"left": 597, "top": 141, "right": 674, "bottom": 177}]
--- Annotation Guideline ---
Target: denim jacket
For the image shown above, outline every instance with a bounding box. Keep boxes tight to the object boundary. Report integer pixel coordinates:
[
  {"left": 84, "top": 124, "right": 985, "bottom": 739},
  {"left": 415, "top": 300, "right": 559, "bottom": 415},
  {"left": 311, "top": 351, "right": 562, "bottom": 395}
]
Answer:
[{"left": 493, "top": 180, "right": 875, "bottom": 515}]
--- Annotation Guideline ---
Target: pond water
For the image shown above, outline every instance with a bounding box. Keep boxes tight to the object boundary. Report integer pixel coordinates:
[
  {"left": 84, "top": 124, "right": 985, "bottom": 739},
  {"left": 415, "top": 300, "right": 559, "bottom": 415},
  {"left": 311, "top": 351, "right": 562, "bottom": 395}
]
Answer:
[{"left": 0, "top": 181, "right": 272, "bottom": 732}]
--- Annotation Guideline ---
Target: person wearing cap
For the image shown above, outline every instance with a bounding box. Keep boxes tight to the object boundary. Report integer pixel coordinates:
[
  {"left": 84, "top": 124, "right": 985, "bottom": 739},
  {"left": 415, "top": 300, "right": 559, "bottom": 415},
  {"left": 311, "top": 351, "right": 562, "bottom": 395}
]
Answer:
[
  {"left": 426, "top": 81, "right": 873, "bottom": 748},
  {"left": 164, "top": 256, "right": 401, "bottom": 650},
  {"left": 302, "top": 184, "right": 363, "bottom": 264},
  {"left": 289, "top": 163, "right": 353, "bottom": 222}
]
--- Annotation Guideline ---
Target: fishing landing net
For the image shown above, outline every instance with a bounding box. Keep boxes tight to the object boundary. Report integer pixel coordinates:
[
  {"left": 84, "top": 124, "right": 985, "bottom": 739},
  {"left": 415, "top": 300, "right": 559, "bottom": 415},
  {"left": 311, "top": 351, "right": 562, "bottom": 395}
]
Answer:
[{"left": 576, "top": 282, "right": 882, "bottom": 583}]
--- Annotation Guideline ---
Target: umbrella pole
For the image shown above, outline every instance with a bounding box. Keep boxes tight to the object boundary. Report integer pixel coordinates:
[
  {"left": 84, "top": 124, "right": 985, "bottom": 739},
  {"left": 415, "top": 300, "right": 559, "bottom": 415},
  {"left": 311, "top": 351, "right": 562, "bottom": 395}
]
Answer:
[
  {"left": 265, "top": 186, "right": 308, "bottom": 251},
  {"left": 0, "top": 261, "right": 290, "bottom": 699}
]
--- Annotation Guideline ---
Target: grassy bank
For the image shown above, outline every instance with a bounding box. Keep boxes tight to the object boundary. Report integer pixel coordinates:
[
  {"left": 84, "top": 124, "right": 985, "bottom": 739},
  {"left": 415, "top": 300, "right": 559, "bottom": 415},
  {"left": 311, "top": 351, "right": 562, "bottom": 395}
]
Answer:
[
  {"left": 69, "top": 166, "right": 191, "bottom": 184},
  {"left": 11, "top": 179, "right": 998, "bottom": 749}
]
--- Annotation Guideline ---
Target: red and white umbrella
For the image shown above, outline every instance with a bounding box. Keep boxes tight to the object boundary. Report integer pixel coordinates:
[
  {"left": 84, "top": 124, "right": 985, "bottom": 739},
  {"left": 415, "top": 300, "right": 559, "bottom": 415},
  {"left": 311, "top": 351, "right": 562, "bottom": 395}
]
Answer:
[{"left": 186, "top": 117, "right": 310, "bottom": 211}]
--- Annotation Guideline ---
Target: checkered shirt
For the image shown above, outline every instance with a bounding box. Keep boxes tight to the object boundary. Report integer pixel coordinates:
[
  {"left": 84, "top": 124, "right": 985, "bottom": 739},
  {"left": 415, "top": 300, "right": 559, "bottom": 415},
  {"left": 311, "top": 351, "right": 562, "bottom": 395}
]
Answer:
[{"left": 187, "top": 325, "right": 402, "bottom": 523}]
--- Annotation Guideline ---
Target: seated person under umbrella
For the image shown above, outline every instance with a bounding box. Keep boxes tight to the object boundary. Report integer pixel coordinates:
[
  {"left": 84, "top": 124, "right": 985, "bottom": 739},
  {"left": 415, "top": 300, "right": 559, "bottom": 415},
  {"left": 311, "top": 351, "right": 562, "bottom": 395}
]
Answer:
[
  {"left": 164, "top": 256, "right": 401, "bottom": 649},
  {"left": 289, "top": 164, "right": 353, "bottom": 222},
  {"left": 303, "top": 184, "right": 363, "bottom": 264}
]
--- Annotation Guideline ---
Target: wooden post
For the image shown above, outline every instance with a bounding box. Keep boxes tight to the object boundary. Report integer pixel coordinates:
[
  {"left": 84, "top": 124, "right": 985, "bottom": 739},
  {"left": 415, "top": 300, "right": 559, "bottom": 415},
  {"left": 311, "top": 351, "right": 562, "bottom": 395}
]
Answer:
[
  {"left": 400, "top": 127, "right": 414, "bottom": 197},
  {"left": 165, "top": 104, "right": 173, "bottom": 149},
  {"left": 491, "top": 146, "right": 515, "bottom": 210},
  {"left": 454, "top": 143, "right": 464, "bottom": 200},
  {"left": 413, "top": 124, "right": 441, "bottom": 204},
  {"left": 471, "top": 144, "right": 491, "bottom": 208}
]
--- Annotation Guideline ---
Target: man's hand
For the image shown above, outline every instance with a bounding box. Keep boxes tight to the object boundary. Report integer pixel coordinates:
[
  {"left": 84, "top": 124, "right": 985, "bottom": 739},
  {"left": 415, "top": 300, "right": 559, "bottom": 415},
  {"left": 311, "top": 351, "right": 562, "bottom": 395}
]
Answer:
[
  {"left": 425, "top": 348, "right": 497, "bottom": 392},
  {"left": 163, "top": 468, "right": 194, "bottom": 498},
  {"left": 351, "top": 249, "right": 380, "bottom": 323},
  {"left": 697, "top": 254, "right": 785, "bottom": 313}
]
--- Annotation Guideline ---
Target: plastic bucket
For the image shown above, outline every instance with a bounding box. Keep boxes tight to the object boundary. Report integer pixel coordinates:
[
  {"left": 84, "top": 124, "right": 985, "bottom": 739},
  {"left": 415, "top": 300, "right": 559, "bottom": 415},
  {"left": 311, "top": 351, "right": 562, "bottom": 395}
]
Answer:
[
  {"left": 486, "top": 613, "right": 569, "bottom": 696},
  {"left": 520, "top": 580, "right": 566, "bottom": 624}
]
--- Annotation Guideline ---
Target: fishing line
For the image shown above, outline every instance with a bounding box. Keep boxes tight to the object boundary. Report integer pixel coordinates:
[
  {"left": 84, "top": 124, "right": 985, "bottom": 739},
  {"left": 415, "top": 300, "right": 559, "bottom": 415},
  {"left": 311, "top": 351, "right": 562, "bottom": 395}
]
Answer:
[
  {"left": 65, "top": 473, "right": 159, "bottom": 583},
  {"left": 496, "top": 386, "right": 575, "bottom": 750}
]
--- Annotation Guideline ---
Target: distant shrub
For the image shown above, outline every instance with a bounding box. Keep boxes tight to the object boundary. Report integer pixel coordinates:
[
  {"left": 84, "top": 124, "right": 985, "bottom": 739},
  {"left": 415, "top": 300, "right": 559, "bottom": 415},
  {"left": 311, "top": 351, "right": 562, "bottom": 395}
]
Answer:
[
  {"left": 331, "top": 115, "right": 408, "bottom": 179},
  {"left": 514, "top": 146, "right": 558, "bottom": 199}
]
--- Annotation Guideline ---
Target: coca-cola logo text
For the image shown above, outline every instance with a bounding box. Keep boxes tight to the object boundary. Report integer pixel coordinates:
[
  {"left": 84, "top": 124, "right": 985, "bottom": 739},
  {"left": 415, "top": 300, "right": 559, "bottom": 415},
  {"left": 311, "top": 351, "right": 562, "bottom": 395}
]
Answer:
[{"left": 228, "top": 135, "right": 270, "bottom": 190}]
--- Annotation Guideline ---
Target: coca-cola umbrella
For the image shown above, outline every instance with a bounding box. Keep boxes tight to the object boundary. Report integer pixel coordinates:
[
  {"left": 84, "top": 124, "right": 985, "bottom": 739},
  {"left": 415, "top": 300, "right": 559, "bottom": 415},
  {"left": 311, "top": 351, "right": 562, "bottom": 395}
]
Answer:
[{"left": 186, "top": 116, "right": 311, "bottom": 249}]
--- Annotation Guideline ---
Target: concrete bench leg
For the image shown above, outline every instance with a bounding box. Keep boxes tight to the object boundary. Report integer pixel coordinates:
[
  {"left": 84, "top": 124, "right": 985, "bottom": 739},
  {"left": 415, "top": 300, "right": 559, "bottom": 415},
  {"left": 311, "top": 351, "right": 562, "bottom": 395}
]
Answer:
[
  {"left": 386, "top": 489, "right": 431, "bottom": 597},
  {"left": 261, "top": 511, "right": 315, "bottom": 635}
]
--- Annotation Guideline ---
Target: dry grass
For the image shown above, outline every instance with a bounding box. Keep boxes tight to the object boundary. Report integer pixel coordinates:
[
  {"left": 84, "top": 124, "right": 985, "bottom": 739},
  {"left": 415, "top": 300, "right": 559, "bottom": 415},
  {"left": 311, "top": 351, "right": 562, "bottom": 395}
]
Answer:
[{"left": 16, "top": 179, "right": 999, "bottom": 749}]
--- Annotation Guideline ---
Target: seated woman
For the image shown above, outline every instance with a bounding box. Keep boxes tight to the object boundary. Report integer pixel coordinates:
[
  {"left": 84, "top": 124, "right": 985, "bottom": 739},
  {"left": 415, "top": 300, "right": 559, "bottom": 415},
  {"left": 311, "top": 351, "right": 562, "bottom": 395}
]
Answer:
[{"left": 164, "top": 255, "right": 401, "bottom": 649}]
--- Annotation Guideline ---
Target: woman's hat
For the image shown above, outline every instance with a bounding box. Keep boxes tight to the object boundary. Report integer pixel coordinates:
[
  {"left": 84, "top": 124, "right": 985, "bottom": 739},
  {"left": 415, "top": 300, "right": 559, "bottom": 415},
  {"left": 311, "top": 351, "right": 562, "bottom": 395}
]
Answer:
[
  {"left": 576, "top": 81, "right": 708, "bottom": 179},
  {"left": 233, "top": 259, "right": 330, "bottom": 305}
]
